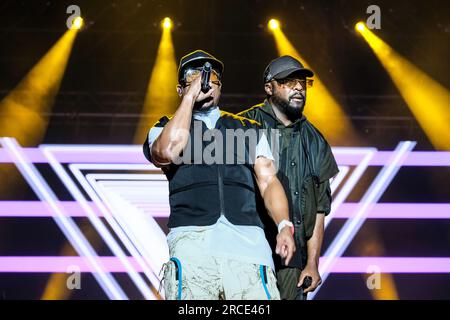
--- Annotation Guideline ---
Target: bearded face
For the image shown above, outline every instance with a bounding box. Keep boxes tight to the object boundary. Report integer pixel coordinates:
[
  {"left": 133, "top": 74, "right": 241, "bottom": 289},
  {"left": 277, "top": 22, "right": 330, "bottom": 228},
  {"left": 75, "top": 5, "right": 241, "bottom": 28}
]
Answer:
[{"left": 268, "top": 77, "right": 307, "bottom": 121}]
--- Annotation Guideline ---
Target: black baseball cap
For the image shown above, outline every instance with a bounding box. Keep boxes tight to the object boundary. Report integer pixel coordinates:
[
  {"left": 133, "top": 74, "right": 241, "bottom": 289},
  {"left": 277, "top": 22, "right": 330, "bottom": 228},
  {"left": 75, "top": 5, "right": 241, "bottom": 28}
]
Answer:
[
  {"left": 263, "top": 55, "right": 314, "bottom": 83},
  {"left": 178, "top": 50, "right": 224, "bottom": 83}
]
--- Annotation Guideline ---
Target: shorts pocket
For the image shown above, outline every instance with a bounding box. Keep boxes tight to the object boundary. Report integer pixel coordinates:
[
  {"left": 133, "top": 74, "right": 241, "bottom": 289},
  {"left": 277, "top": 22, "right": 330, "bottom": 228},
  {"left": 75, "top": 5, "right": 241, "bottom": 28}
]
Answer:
[{"left": 163, "top": 258, "right": 182, "bottom": 300}]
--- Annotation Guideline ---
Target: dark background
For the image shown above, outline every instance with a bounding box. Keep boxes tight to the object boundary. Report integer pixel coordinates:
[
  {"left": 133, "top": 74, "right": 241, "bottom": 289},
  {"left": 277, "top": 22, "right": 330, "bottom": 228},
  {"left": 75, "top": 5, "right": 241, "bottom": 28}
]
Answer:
[{"left": 1, "top": 0, "right": 448, "bottom": 147}]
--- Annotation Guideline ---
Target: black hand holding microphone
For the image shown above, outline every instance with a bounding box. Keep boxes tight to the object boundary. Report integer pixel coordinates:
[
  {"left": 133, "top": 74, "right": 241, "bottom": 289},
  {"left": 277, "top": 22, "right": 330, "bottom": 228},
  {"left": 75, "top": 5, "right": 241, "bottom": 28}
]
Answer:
[
  {"left": 302, "top": 276, "right": 313, "bottom": 289},
  {"left": 295, "top": 276, "right": 312, "bottom": 300},
  {"left": 201, "top": 62, "right": 212, "bottom": 93}
]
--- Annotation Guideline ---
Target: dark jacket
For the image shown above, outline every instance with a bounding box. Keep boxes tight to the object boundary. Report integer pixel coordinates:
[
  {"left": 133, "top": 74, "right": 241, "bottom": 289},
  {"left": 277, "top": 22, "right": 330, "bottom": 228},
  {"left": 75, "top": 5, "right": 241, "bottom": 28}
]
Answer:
[
  {"left": 143, "top": 111, "right": 265, "bottom": 229},
  {"left": 239, "top": 100, "right": 339, "bottom": 269}
]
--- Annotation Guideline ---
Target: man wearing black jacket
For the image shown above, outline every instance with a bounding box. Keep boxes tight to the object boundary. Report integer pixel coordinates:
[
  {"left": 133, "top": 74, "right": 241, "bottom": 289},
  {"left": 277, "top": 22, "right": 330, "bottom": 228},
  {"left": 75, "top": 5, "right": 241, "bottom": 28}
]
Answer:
[{"left": 239, "top": 55, "right": 339, "bottom": 300}]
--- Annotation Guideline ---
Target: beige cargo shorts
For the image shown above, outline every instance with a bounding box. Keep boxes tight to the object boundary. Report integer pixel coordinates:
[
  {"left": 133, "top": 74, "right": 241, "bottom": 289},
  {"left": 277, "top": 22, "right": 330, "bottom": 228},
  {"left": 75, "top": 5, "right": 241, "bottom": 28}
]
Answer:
[{"left": 160, "top": 228, "right": 280, "bottom": 300}]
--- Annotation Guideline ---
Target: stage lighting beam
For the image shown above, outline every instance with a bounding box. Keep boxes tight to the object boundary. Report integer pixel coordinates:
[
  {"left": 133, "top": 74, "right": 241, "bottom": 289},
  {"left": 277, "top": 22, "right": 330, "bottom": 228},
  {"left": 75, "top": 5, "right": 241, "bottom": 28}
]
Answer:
[
  {"left": 72, "top": 16, "right": 84, "bottom": 30},
  {"left": 268, "top": 21, "right": 360, "bottom": 146},
  {"left": 134, "top": 17, "right": 178, "bottom": 144},
  {"left": 268, "top": 19, "right": 280, "bottom": 30},
  {"left": 356, "top": 23, "right": 450, "bottom": 150},
  {"left": 162, "top": 17, "right": 172, "bottom": 30}
]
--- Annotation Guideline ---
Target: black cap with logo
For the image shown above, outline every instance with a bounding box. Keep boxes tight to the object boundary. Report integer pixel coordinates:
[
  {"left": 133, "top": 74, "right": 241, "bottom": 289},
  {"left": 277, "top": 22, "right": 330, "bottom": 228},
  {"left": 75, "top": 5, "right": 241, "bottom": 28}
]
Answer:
[{"left": 263, "top": 55, "right": 314, "bottom": 83}]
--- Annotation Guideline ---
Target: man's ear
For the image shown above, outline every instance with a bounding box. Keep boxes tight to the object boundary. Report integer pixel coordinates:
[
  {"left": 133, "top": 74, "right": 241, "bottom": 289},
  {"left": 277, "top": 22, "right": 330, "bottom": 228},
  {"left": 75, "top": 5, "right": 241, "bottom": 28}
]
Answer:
[
  {"left": 264, "top": 82, "right": 273, "bottom": 96},
  {"left": 176, "top": 84, "right": 183, "bottom": 97}
]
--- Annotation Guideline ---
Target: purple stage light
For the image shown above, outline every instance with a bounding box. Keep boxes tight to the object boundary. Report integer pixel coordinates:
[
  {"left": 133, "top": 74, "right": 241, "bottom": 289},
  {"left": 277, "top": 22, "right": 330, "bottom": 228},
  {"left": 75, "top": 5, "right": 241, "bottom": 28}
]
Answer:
[
  {"left": 1, "top": 139, "right": 450, "bottom": 299},
  {"left": 1, "top": 201, "right": 450, "bottom": 219},
  {"left": 1, "top": 147, "right": 450, "bottom": 166},
  {"left": 1, "top": 257, "right": 449, "bottom": 273}
]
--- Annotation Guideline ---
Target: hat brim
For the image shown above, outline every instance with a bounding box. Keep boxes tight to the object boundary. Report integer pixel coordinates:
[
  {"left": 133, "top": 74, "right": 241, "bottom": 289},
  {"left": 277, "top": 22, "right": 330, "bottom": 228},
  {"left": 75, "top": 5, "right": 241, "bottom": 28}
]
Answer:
[
  {"left": 272, "top": 67, "right": 314, "bottom": 80},
  {"left": 178, "top": 57, "right": 224, "bottom": 82}
]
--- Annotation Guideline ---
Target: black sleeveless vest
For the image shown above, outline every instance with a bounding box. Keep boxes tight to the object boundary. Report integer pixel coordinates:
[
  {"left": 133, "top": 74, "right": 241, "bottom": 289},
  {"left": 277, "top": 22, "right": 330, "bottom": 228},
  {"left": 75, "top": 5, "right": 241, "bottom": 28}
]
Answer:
[{"left": 143, "top": 112, "right": 265, "bottom": 229}]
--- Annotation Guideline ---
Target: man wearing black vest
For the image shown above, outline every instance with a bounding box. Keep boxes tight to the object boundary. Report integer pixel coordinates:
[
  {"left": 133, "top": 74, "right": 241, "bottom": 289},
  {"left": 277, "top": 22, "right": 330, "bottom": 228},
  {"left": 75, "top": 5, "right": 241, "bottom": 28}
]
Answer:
[
  {"left": 143, "top": 50, "right": 295, "bottom": 300},
  {"left": 239, "top": 56, "right": 339, "bottom": 300}
]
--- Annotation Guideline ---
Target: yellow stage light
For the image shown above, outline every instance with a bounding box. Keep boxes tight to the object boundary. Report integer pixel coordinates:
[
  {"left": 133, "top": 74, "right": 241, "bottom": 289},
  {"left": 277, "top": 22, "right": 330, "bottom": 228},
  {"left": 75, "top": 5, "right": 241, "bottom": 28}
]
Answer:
[
  {"left": 162, "top": 17, "right": 172, "bottom": 30},
  {"left": 359, "top": 27, "right": 450, "bottom": 150},
  {"left": 268, "top": 19, "right": 280, "bottom": 31},
  {"left": 268, "top": 24, "right": 360, "bottom": 145},
  {"left": 72, "top": 16, "right": 84, "bottom": 30},
  {"left": 134, "top": 17, "right": 178, "bottom": 143},
  {"left": 0, "top": 28, "right": 79, "bottom": 146},
  {"left": 355, "top": 21, "right": 366, "bottom": 32}
]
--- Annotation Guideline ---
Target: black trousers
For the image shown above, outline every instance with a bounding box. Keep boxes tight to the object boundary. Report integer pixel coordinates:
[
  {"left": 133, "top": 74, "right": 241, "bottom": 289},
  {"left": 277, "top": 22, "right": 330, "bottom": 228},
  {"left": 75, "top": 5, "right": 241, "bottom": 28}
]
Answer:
[{"left": 277, "top": 267, "right": 308, "bottom": 300}]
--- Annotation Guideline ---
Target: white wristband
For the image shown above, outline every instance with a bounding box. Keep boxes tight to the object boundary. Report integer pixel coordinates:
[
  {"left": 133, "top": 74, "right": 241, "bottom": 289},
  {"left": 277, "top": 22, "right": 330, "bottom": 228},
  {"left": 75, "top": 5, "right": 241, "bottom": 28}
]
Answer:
[{"left": 278, "top": 219, "right": 294, "bottom": 234}]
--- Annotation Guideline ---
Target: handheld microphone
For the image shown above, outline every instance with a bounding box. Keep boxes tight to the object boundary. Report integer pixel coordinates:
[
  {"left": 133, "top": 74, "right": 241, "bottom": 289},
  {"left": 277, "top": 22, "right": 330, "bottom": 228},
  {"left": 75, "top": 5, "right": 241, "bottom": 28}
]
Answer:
[
  {"left": 201, "top": 62, "right": 212, "bottom": 93},
  {"left": 301, "top": 276, "right": 312, "bottom": 289},
  {"left": 295, "top": 276, "right": 312, "bottom": 300}
]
